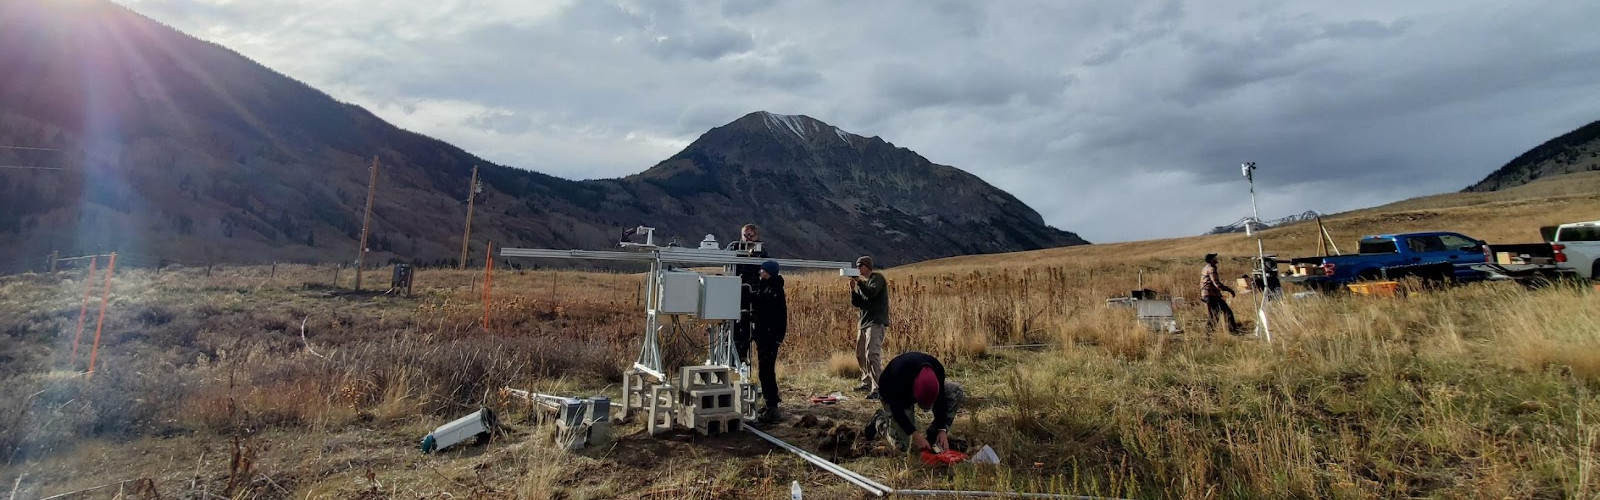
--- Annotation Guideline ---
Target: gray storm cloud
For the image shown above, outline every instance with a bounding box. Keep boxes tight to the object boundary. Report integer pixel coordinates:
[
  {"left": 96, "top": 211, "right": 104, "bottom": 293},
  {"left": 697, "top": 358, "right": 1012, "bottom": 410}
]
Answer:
[{"left": 113, "top": 0, "right": 1600, "bottom": 241}]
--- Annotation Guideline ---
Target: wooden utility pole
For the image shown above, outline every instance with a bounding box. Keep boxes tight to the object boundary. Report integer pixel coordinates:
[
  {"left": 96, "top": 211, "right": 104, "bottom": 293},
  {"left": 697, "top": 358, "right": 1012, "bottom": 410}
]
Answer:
[
  {"left": 1316, "top": 216, "right": 1342, "bottom": 256},
  {"left": 1317, "top": 216, "right": 1328, "bottom": 256},
  {"left": 355, "top": 155, "right": 379, "bottom": 290},
  {"left": 459, "top": 165, "right": 479, "bottom": 270}
]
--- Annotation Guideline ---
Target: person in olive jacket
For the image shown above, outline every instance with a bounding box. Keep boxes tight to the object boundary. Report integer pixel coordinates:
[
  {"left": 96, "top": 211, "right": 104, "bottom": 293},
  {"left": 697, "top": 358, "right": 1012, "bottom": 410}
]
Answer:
[
  {"left": 850, "top": 256, "right": 889, "bottom": 399},
  {"left": 750, "top": 260, "right": 788, "bottom": 423}
]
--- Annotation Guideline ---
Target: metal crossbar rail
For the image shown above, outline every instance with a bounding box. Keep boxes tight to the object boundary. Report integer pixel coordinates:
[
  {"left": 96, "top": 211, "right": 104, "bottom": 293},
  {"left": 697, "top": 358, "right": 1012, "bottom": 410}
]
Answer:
[{"left": 499, "top": 247, "right": 853, "bottom": 270}]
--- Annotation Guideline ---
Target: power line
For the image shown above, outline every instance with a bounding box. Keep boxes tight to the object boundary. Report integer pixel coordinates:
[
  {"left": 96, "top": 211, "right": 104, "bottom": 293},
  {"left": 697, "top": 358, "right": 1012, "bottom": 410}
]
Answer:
[
  {"left": 0, "top": 146, "right": 60, "bottom": 151},
  {"left": 0, "top": 165, "right": 68, "bottom": 170}
]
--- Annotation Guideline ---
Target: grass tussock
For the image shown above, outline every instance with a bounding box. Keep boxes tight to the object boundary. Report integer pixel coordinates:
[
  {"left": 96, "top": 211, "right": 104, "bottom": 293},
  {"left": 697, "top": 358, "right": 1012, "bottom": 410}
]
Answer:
[{"left": 827, "top": 351, "right": 862, "bottom": 379}]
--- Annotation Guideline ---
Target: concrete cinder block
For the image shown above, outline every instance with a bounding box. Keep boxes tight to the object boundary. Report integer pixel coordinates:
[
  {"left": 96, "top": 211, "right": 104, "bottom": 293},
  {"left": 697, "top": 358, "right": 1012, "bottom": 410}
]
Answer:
[
  {"left": 647, "top": 384, "right": 677, "bottom": 436},
  {"left": 695, "top": 413, "right": 743, "bottom": 436},
  {"left": 738, "top": 382, "right": 760, "bottom": 419},
  {"left": 622, "top": 371, "right": 655, "bottom": 420},
  {"left": 679, "top": 366, "right": 733, "bottom": 389},
  {"left": 684, "top": 388, "right": 737, "bottom": 412},
  {"left": 554, "top": 418, "right": 588, "bottom": 450}
]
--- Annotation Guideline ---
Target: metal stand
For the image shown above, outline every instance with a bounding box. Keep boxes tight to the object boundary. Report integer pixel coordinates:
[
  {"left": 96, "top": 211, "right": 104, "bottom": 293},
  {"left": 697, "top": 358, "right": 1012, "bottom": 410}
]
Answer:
[
  {"left": 501, "top": 225, "right": 853, "bottom": 435},
  {"left": 706, "top": 322, "right": 740, "bottom": 368},
  {"left": 1243, "top": 163, "right": 1274, "bottom": 342}
]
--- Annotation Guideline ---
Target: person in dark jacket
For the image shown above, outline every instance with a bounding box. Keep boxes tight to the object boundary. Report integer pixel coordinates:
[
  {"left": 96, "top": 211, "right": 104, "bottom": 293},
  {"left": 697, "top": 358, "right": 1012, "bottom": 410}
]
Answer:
[
  {"left": 751, "top": 260, "right": 788, "bottom": 422},
  {"left": 728, "top": 223, "right": 768, "bottom": 364},
  {"left": 866, "top": 351, "right": 964, "bottom": 452}
]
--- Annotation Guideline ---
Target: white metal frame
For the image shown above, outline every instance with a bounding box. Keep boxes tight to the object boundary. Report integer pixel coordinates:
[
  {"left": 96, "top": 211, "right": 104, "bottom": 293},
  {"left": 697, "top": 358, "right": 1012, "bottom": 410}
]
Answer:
[{"left": 500, "top": 226, "right": 853, "bottom": 429}]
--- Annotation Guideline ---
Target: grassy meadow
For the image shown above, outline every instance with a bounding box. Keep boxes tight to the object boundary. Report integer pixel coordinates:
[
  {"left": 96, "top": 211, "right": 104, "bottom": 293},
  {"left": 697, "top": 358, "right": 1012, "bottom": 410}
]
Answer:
[{"left": 1, "top": 174, "right": 1599, "bottom": 499}]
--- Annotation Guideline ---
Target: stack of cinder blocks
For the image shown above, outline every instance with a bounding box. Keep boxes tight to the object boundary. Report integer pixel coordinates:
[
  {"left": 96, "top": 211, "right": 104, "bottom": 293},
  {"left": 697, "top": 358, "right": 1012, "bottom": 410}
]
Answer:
[
  {"left": 677, "top": 366, "right": 742, "bottom": 435},
  {"left": 623, "top": 369, "right": 678, "bottom": 436}
]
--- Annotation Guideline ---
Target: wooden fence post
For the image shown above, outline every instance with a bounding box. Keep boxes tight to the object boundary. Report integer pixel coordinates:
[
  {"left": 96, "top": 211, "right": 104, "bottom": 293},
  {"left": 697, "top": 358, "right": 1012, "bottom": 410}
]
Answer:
[
  {"left": 71, "top": 255, "right": 99, "bottom": 363},
  {"left": 87, "top": 252, "right": 117, "bottom": 378}
]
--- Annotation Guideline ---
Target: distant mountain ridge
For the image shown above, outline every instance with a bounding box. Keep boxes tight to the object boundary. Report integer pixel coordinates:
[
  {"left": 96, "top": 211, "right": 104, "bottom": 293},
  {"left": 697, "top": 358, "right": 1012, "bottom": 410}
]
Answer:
[
  {"left": 1465, "top": 119, "right": 1600, "bottom": 192},
  {"left": 627, "top": 111, "right": 1087, "bottom": 259},
  {"left": 0, "top": 0, "right": 1083, "bottom": 269}
]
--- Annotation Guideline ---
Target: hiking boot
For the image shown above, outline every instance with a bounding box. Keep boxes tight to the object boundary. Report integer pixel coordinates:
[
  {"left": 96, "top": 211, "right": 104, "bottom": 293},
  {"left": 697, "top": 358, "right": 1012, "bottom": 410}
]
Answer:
[
  {"left": 757, "top": 406, "right": 782, "bottom": 424},
  {"left": 853, "top": 383, "right": 871, "bottom": 392},
  {"left": 863, "top": 410, "right": 885, "bottom": 441},
  {"left": 865, "top": 391, "right": 880, "bottom": 401}
]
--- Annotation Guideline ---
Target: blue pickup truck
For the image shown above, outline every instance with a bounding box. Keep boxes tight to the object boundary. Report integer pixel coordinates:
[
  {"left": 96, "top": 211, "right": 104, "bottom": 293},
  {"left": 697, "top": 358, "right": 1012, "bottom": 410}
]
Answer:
[{"left": 1283, "top": 231, "right": 1488, "bottom": 291}]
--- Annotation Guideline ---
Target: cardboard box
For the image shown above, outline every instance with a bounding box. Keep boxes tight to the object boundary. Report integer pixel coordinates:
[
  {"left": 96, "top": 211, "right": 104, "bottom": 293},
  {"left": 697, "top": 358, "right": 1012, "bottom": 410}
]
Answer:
[
  {"left": 1347, "top": 281, "right": 1400, "bottom": 297},
  {"left": 1495, "top": 252, "right": 1514, "bottom": 265}
]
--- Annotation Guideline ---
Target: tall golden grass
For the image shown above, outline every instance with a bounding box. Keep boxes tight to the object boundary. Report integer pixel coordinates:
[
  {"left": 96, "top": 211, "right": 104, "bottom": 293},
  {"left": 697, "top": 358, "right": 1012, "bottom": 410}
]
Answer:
[{"left": 3, "top": 174, "right": 1599, "bottom": 498}]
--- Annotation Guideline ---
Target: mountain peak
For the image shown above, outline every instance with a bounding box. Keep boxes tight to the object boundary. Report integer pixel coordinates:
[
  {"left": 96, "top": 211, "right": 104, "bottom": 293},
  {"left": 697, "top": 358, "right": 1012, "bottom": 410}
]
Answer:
[{"left": 730, "top": 111, "right": 858, "bottom": 146}]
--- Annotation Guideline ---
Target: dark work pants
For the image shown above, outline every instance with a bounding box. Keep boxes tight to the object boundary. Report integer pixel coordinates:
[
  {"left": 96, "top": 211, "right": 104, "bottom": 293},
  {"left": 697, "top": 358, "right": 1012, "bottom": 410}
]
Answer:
[
  {"left": 1204, "top": 296, "right": 1239, "bottom": 332},
  {"left": 755, "top": 334, "right": 782, "bottom": 408},
  {"left": 733, "top": 317, "right": 754, "bottom": 364}
]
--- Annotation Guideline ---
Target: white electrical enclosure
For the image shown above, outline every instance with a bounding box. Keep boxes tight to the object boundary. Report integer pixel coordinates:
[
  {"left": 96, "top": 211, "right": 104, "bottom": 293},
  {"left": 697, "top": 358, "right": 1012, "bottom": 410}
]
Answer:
[
  {"left": 421, "top": 407, "right": 497, "bottom": 454},
  {"left": 698, "top": 275, "right": 742, "bottom": 320},
  {"left": 657, "top": 272, "right": 702, "bottom": 315}
]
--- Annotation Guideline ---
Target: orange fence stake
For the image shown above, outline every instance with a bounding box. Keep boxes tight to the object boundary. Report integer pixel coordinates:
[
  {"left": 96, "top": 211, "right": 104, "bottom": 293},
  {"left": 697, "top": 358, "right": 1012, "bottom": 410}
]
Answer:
[
  {"left": 87, "top": 252, "right": 116, "bottom": 378},
  {"left": 482, "top": 242, "right": 494, "bottom": 331},
  {"left": 71, "top": 255, "right": 98, "bottom": 363}
]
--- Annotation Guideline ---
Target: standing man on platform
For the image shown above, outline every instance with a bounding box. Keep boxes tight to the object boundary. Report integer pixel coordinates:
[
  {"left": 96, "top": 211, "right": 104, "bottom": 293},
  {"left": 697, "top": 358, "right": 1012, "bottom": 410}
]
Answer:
[{"left": 729, "top": 223, "right": 767, "bottom": 365}]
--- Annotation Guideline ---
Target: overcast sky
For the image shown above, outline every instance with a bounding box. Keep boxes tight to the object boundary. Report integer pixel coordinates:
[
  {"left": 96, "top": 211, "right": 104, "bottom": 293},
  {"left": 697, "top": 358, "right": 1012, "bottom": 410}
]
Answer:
[{"left": 114, "top": 0, "right": 1600, "bottom": 243}]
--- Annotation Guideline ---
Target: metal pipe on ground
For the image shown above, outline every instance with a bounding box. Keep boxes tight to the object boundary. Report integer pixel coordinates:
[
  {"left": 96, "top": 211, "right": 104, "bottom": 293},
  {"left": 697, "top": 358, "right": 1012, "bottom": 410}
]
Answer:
[
  {"left": 746, "top": 425, "right": 1132, "bottom": 500},
  {"left": 744, "top": 425, "right": 891, "bottom": 497},
  {"left": 896, "top": 490, "right": 1131, "bottom": 500}
]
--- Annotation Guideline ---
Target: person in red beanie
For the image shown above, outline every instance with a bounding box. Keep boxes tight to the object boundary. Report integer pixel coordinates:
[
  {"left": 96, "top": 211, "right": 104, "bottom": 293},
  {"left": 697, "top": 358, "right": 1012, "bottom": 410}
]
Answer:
[{"left": 866, "top": 351, "right": 965, "bottom": 452}]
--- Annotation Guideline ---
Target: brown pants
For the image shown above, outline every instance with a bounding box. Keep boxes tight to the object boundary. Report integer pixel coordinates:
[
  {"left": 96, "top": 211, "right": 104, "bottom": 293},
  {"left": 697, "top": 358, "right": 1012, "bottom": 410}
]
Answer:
[{"left": 857, "top": 324, "right": 885, "bottom": 392}]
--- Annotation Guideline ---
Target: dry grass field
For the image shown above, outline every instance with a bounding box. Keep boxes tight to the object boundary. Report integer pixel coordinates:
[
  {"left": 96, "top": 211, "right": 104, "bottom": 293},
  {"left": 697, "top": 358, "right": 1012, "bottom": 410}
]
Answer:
[{"left": 2, "top": 173, "right": 1599, "bottom": 499}]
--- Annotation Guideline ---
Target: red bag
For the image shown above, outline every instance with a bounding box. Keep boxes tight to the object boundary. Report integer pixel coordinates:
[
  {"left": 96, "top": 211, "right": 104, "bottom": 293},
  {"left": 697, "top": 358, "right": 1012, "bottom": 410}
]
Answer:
[{"left": 920, "top": 449, "right": 970, "bottom": 466}]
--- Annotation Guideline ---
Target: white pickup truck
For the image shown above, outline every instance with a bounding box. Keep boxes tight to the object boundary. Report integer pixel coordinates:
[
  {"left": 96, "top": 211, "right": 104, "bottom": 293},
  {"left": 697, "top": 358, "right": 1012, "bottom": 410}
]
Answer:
[{"left": 1545, "top": 220, "right": 1600, "bottom": 280}]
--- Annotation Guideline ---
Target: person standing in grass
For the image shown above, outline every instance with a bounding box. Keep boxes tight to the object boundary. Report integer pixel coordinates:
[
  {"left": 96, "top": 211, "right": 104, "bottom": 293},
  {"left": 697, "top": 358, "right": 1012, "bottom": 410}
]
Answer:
[
  {"left": 850, "top": 256, "right": 890, "bottom": 400},
  {"left": 1202, "top": 253, "right": 1242, "bottom": 334},
  {"left": 865, "top": 351, "right": 965, "bottom": 452},
  {"left": 751, "top": 260, "right": 788, "bottom": 423}
]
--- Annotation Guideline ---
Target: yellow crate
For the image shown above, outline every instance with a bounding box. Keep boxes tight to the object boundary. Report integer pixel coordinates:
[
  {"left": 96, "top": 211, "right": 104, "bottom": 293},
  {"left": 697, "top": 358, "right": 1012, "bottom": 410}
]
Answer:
[
  {"left": 1291, "top": 264, "right": 1325, "bottom": 276},
  {"left": 1347, "top": 281, "right": 1400, "bottom": 297}
]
